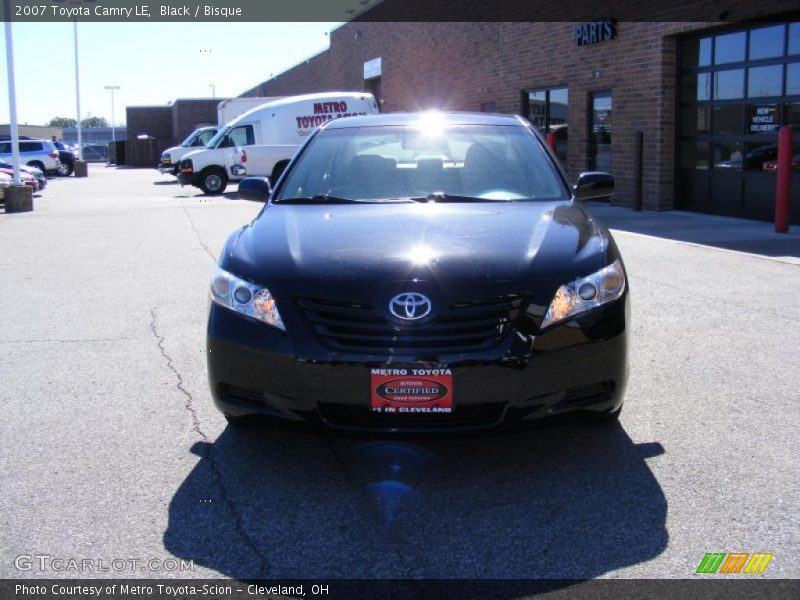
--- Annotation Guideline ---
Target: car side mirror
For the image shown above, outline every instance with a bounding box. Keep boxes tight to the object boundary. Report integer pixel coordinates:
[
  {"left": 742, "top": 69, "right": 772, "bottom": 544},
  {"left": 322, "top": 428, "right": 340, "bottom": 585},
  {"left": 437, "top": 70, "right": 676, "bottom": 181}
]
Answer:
[
  {"left": 238, "top": 176, "right": 271, "bottom": 202},
  {"left": 573, "top": 172, "right": 614, "bottom": 201}
]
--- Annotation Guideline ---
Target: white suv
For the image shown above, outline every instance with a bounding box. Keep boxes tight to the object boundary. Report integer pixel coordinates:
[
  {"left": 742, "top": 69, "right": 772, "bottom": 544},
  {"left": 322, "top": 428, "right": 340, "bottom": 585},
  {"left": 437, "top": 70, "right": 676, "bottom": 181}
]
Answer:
[{"left": 0, "top": 139, "right": 61, "bottom": 175}]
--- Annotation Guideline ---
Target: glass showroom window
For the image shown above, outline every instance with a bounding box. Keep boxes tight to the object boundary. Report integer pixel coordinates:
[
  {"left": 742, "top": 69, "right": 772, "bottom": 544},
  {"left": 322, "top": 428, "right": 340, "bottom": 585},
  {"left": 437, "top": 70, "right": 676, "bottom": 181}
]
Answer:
[{"left": 678, "top": 22, "right": 800, "bottom": 220}]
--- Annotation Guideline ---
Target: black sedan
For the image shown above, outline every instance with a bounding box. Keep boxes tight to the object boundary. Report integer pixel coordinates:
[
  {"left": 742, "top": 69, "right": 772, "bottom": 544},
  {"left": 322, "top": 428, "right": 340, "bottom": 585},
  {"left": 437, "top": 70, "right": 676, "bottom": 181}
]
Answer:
[{"left": 208, "top": 112, "right": 628, "bottom": 432}]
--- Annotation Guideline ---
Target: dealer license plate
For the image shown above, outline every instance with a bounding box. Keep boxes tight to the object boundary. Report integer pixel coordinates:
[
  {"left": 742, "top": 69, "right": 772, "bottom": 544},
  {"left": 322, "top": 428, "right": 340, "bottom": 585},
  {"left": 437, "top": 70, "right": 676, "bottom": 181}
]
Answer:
[{"left": 370, "top": 367, "right": 453, "bottom": 414}]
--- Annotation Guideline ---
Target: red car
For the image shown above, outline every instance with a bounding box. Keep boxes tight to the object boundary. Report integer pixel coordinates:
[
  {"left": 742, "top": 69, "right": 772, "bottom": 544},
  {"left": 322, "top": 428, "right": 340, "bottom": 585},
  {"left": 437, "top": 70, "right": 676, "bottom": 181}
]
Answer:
[
  {"left": 0, "top": 167, "right": 39, "bottom": 192},
  {"left": 762, "top": 155, "right": 800, "bottom": 172}
]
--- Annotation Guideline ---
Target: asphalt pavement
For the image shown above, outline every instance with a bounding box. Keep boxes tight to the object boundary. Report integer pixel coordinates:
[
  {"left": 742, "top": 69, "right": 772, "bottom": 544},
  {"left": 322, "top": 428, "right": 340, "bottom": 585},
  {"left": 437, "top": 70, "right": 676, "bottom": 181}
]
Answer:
[{"left": 0, "top": 165, "right": 797, "bottom": 583}]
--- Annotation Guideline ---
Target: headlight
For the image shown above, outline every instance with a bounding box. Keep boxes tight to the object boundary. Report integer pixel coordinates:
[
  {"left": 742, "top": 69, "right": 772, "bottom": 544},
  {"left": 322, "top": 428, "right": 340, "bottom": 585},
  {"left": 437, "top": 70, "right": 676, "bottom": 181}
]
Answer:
[
  {"left": 210, "top": 267, "right": 285, "bottom": 331},
  {"left": 541, "top": 259, "right": 626, "bottom": 329}
]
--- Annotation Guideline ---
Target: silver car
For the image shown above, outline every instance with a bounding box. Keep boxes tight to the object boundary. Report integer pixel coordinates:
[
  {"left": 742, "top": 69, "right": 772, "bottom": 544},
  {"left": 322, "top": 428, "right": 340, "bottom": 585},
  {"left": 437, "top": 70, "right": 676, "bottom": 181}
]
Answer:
[{"left": 0, "top": 139, "right": 61, "bottom": 175}]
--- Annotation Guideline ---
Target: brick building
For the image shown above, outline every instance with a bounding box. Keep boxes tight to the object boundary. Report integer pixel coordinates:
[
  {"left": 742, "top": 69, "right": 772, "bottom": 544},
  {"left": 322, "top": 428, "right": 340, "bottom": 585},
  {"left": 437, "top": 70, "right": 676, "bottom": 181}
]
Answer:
[{"left": 241, "top": 0, "right": 800, "bottom": 223}]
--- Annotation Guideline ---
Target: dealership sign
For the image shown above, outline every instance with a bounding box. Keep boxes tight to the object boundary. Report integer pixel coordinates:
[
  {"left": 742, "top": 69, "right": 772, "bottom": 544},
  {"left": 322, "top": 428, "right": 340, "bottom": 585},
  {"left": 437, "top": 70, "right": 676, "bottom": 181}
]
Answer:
[
  {"left": 576, "top": 19, "right": 617, "bottom": 46},
  {"left": 749, "top": 105, "right": 778, "bottom": 133},
  {"left": 364, "top": 57, "right": 382, "bottom": 80}
]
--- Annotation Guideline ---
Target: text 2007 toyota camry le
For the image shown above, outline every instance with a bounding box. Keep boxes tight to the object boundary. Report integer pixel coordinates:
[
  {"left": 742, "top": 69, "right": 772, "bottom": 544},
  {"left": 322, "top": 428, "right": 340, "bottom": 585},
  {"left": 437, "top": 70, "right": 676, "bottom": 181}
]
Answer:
[{"left": 207, "top": 112, "right": 628, "bottom": 432}]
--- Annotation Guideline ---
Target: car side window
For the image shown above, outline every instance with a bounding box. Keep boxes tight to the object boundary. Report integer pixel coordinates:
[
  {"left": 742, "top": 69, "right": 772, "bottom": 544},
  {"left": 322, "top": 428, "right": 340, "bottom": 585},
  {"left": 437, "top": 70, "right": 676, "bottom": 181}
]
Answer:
[
  {"left": 0, "top": 143, "right": 10, "bottom": 153},
  {"left": 197, "top": 131, "right": 215, "bottom": 146},
  {"left": 227, "top": 125, "right": 255, "bottom": 147},
  {"left": 20, "top": 142, "right": 43, "bottom": 152}
]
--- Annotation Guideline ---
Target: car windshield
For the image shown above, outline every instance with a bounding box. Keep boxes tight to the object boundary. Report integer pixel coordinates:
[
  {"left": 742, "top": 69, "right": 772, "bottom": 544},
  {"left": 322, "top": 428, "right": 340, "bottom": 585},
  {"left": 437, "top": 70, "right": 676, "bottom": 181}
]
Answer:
[
  {"left": 180, "top": 131, "right": 199, "bottom": 147},
  {"left": 274, "top": 122, "right": 567, "bottom": 203},
  {"left": 205, "top": 126, "right": 230, "bottom": 149}
]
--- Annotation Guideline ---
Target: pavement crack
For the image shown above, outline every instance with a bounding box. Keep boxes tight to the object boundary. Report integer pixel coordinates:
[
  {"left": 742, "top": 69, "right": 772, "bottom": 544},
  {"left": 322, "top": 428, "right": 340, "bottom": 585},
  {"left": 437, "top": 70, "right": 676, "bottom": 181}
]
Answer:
[
  {"left": 179, "top": 199, "right": 217, "bottom": 264},
  {"left": 149, "top": 307, "right": 208, "bottom": 441},
  {"left": 148, "top": 307, "right": 270, "bottom": 576}
]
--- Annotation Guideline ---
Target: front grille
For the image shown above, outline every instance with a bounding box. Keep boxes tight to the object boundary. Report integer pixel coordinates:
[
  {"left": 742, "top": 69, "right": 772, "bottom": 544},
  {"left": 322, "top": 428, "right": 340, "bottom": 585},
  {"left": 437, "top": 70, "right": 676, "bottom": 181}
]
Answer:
[
  {"left": 296, "top": 294, "right": 526, "bottom": 355},
  {"left": 318, "top": 402, "right": 507, "bottom": 430}
]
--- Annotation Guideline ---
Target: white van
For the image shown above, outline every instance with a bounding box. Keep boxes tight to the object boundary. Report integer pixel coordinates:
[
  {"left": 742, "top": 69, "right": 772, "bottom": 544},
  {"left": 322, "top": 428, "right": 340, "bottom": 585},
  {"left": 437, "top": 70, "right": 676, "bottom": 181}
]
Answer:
[
  {"left": 177, "top": 92, "right": 380, "bottom": 195},
  {"left": 158, "top": 126, "right": 219, "bottom": 175}
]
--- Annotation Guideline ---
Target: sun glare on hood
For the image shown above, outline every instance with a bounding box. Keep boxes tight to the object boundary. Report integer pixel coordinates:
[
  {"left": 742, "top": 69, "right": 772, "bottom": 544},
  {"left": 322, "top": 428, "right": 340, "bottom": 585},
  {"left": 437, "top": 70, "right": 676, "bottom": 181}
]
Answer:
[{"left": 406, "top": 244, "right": 439, "bottom": 265}]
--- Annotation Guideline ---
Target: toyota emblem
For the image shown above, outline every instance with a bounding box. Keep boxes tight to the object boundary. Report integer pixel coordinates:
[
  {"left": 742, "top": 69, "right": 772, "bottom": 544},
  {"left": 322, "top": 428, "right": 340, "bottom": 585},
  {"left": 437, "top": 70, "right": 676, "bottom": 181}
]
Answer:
[{"left": 389, "top": 292, "right": 432, "bottom": 321}]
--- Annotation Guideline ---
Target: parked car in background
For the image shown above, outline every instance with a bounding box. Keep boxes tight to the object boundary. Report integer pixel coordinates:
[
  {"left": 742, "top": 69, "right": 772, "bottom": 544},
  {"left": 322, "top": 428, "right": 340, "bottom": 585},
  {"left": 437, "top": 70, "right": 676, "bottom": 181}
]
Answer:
[
  {"left": 0, "top": 162, "right": 47, "bottom": 191},
  {"left": 52, "top": 141, "right": 76, "bottom": 176},
  {"left": 0, "top": 167, "right": 39, "bottom": 192},
  {"left": 158, "top": 126, "right": 219, "bottom": 175},
  {"left": 0, "top": 139, "right": 60, "bottom": 175},
  {"left": 0, "top": 171, "right": 10, "bottom": 200}
]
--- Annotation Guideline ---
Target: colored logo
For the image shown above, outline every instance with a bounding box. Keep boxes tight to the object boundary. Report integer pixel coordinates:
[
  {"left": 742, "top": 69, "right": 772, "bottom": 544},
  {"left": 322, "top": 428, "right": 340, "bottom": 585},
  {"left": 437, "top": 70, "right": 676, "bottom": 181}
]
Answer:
[
  {"left": 376, "top": 378, "right": 449, "bottom": 404},
  {"left": 389, "top": 292, "right": 432, "bottom": 321},
  {"left": 696, "top": 552, "right": 773, "bottom": 574}
]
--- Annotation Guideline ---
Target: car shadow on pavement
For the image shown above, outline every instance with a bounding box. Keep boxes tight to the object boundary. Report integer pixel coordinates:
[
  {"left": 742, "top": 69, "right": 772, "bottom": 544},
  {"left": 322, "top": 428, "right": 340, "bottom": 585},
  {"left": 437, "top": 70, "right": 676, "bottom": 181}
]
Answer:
[{"left": 164, "top": 420, "right": 667, "bottom": 587}]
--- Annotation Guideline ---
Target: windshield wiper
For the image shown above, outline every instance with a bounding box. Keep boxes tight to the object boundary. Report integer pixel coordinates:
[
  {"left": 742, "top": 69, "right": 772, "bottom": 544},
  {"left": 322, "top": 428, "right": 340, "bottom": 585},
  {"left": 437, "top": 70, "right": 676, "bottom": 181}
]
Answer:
[
  {"left": 277, "top": 195, "right": 365, "bottom": 204},
  {"left": 408, "top": 193, "right": 514, "bottom": 203},
  {"left": 277, "top": 195, "right": 416, "bottom": 205}
]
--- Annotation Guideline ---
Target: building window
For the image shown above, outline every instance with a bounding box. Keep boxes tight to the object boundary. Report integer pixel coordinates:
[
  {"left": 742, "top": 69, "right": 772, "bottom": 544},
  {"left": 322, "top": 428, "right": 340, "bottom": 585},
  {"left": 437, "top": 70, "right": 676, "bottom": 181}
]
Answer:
[
  {"left": 590, "top": 91, "right": 612, "bottom": 174},
  {"left": 523, "top": 86, "right": 568, "bottom": 161},
  {"left": 678, "top": 21, "right": 800, "bottom": 222},
  {"left": 679, "top": 22, "right": 800, "bottom": 172}
]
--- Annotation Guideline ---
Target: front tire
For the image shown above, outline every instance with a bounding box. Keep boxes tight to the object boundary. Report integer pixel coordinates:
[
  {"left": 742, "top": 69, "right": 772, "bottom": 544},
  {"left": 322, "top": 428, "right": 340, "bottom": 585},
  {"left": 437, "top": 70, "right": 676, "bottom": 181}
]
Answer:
[
  {"left": 199, "top": 168, "right": 228, "bottom": 195},
  {"left": 57, "top": 161, "right": 75, "bottom": 176}
]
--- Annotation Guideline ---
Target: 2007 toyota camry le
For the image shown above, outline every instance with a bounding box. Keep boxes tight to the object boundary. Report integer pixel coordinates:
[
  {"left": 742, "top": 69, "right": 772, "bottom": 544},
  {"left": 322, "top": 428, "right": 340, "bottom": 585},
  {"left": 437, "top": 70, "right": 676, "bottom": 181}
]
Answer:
[{"left": 207, "top": 111, "right": 628, "bottom": 432}]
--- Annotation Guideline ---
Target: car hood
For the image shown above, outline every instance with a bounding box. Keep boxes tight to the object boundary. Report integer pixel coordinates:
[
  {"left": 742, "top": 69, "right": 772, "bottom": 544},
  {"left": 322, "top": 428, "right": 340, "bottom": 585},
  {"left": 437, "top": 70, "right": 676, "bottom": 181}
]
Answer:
[
  {"left": 223, "top": 201, "right": 611, "bottom": 305},
  {"left": 180, "top": 148, "right": 215, "bottom": 161}
]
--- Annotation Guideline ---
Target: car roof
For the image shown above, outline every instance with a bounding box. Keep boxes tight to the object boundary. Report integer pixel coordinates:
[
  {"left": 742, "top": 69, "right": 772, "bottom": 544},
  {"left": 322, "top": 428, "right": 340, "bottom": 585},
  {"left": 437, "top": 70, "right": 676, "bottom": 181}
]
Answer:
[
  {"left": 324, "top": 111, "right": 526, "bottom": 129},
  {"left": 7, "top": 139, "right": 55, "bottom": 148}
]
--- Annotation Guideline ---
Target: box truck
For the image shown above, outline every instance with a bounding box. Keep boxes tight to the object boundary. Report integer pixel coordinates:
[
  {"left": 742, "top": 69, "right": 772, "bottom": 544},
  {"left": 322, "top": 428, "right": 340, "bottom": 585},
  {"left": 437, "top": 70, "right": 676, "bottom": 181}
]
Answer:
[
  {"left": 177, "top": 92, "right": 380, "bottom": 195},
  {"left": 217, "top": 97, "right": 284, "bottom": 127}
]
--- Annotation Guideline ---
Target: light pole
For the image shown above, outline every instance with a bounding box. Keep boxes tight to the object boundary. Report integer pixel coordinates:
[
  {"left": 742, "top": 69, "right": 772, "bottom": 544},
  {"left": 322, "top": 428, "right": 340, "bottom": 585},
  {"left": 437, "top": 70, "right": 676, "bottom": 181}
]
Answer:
[
  {"left": 73, "top": 19, "right": 82, "bottom": 160},
  {"left": 104, "top": 85, "right": 121, "bottom": 143},
  {"left": 3, "top": 0, "right": 21, "bottom": 184},
  {"left": 209, "top": 83, "right": 216, "bottom": 98}
]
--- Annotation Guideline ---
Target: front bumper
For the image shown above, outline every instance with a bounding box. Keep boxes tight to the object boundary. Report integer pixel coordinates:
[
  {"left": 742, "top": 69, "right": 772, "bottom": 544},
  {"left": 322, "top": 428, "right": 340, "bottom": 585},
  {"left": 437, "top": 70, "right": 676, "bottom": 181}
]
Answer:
[
  {"left": 207, "top": 297, "right": 629, "bottom": 432},
  {"left": 177, "top": 171, "right": 198, "bottom": 186},
  {"left": 158, "top": 163, "right": 178, "bottom": 175}
]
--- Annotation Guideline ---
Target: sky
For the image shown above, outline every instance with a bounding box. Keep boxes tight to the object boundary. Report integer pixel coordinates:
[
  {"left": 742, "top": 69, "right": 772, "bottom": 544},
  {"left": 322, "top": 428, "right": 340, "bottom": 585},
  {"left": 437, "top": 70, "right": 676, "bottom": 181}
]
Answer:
[{"left": 0, "top": 21, "right": 339, "bottom": 126}]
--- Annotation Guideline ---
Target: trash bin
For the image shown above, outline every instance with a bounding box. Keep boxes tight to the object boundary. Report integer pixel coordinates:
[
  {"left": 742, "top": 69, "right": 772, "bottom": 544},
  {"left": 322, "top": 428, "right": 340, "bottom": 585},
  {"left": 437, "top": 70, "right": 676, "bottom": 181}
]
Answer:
[{"left": 74, "top": 160, "right": 88, "bottom": 178}]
